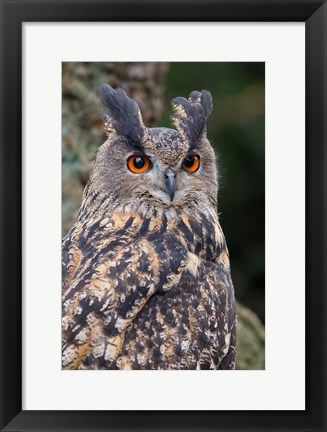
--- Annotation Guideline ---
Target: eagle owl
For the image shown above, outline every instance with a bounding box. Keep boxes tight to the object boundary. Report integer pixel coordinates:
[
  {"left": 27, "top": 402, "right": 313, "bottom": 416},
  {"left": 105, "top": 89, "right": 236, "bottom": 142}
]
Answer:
[{"left": 62, "top": 84, "right": 236, "bottom": 370}]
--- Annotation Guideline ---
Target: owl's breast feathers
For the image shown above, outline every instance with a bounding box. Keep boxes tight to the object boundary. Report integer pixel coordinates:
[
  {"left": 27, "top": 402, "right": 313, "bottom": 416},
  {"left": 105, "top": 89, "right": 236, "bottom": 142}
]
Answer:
[{"left": 62, "top": 208, "right": 236, "bottom": 370}]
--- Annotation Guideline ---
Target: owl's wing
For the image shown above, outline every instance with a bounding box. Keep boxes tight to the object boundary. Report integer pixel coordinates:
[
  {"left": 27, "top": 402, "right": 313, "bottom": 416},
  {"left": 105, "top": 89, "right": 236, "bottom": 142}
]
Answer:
[
  {"left": 186, "top": 253, "right": 236, "bottom": 370},
  {"left": 62, "top": 214, "right": 189, "bottom": 369},
  {"left": 207, "top": 249, "right": 236, "bottom": 369},
  {"left": 62, "top": 240, "right": 156, "bottom": 369},
  {"left": 116, "top": 244, "right": 236, "bottom": 370},
  {"left": 218, "top": 320, "right": 236, "bottom": 369}
]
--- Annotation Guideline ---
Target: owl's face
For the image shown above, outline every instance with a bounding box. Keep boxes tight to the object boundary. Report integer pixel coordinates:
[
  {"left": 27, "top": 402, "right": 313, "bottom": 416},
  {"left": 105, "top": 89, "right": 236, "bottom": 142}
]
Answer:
[{"left": 87, "top": 85, "right": 218, "bottom": 212}]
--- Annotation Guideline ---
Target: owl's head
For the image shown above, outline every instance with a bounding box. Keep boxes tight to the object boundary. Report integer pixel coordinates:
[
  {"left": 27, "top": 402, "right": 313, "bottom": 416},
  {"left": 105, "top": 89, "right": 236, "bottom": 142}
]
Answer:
[{"left": 87, "top": 84, "right": 218, "bottom": 213}]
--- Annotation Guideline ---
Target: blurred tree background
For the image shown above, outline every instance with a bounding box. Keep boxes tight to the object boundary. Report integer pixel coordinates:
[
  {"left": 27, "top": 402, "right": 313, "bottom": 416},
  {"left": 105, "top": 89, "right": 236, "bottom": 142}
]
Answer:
[{"left": 62, "top": 62, "right": 265, "bottom": 369}]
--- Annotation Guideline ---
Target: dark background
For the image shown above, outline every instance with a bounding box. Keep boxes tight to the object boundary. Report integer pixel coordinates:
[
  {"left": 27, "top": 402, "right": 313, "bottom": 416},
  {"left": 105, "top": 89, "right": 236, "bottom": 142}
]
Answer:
[{"left": 62, "top": 62, "right": 265, "bottom": 368}]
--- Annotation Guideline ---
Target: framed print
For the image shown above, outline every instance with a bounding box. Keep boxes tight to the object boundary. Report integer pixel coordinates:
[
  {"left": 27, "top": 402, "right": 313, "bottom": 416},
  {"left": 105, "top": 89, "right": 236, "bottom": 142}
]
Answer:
[{"left": 0, "top": 0, "right": 326, "bottom": 431}]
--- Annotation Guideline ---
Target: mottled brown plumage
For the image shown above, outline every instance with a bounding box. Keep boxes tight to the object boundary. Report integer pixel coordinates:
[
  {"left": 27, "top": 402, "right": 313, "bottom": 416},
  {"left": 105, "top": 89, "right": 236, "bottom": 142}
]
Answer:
[{"left": 62, "top": 84, "right": 236, "bottom": 370}]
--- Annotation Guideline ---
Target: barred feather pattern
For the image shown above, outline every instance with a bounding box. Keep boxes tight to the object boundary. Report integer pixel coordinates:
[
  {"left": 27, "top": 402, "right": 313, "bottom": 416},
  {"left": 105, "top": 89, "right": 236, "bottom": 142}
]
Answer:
[{"left": 62, "top": 199, "right": 236, "bottom": 370}]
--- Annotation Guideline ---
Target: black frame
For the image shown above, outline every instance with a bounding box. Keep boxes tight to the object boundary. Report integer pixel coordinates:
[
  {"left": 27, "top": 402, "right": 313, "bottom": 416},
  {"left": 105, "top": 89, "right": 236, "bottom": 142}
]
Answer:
[{"left": 0, "top": 1, "right": 326, "bottom": 431}]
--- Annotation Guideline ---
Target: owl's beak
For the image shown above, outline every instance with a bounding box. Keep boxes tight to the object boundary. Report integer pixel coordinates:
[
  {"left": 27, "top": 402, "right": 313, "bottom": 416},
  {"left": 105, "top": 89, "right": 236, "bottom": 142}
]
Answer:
[{"left": 165, "top": 171, "right": 176, "bottom": 202}]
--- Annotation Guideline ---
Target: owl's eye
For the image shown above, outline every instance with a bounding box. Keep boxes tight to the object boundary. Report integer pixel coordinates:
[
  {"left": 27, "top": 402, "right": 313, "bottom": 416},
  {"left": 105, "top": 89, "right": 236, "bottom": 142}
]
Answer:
[
  {"left": 127, "top": 154, "right": 151, "bottom": 174},
  {"left": 182, "top": 155, "right": 200, "bottom": 173}
]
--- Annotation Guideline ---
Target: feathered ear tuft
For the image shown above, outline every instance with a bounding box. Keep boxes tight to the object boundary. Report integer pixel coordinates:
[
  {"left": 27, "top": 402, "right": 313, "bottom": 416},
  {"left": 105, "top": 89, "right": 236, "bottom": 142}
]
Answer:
[
  {"left": 98, "top": 84, "right": 146, "bottom": 142},
  {"left": 170, "top": 89, "right": 213, "bottom": 145}
]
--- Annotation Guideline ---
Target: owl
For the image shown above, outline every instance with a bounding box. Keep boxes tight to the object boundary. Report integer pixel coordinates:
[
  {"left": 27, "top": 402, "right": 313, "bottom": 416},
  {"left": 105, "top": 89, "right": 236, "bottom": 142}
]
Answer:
[{"left": 62, "top": 84, "right": 236, "bottom": 370}]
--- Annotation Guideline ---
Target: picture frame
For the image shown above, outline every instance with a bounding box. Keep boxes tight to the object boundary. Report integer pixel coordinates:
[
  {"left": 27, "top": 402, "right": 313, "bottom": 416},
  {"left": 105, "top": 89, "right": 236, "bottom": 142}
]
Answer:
[{"left": 0, "top": 0, "right": 326, "bottom": 431}]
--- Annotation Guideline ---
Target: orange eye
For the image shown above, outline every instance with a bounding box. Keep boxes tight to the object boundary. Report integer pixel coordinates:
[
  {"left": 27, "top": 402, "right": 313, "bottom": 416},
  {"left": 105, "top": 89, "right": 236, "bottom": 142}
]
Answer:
[
  {"left": 182, "top": 155, "right": 200, "bottom": 173},
  {"left": 127, "top": 154, "right": 151, "bottom": 174}
]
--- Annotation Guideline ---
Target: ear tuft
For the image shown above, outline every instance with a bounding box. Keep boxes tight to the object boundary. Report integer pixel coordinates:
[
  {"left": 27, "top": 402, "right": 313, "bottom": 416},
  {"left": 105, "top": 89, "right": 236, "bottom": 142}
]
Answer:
[
  {"left": 198, "top": 89, "right": 213, "bottom": 120},
  {"left": 170, "top": 89, "right": 213, "bottom": 145},
  {"left": 98, "top": 84, "right": 145, "bottom": 142}
]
